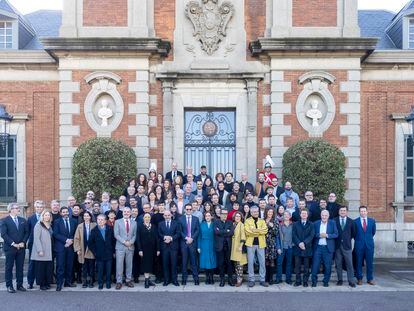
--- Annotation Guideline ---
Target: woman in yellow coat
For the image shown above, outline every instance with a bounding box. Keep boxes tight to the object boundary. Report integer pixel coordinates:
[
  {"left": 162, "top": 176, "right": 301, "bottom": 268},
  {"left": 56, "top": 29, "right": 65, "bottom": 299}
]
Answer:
[
  {"left": 74, "top": 211, "right": 96, "bottom": 288},
  {"left": 230, "top": 211, "right": 247, "bottom": 287}
]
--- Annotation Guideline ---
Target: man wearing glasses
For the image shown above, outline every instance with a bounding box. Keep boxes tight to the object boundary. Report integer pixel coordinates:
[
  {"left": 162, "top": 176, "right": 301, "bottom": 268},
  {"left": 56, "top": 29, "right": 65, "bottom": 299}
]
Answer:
[{"left": 179, "top": 203, "right": 200, "bottom": 285}]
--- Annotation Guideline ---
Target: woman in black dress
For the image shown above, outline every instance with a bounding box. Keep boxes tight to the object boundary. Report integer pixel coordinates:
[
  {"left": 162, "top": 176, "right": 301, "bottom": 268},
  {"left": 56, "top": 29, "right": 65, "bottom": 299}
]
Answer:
[{"left": 136, "top": 213, "right": 160, "bottom": 288}]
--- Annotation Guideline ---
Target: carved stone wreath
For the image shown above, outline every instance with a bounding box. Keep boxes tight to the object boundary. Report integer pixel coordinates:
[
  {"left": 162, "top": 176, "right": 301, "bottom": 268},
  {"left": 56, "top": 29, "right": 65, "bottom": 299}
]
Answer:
[{"left": 185, "top": 0, "right": 234, "bottom": 55}]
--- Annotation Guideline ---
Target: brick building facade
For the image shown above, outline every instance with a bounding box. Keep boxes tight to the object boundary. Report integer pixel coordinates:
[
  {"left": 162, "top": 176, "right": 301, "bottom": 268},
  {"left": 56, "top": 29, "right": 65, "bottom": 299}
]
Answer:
[{"left": 0, "top": 0, "right": 413, "bottom": 257}]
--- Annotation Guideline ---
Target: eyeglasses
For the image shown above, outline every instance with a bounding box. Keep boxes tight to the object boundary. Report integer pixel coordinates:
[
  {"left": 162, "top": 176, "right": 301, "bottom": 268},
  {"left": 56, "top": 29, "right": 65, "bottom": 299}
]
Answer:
[
  {"left": 84, "top": 202, "right": 91, "bottom": 204},
  {"left": 185, "top": 209, "right": 192, "bottom": 211}
]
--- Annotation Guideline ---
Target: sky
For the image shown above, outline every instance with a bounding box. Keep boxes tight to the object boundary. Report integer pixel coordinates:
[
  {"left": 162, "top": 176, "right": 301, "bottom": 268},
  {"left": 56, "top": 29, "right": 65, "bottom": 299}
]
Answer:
[{"left": 3, "top": 0, "right": 413, "bottom": 15}]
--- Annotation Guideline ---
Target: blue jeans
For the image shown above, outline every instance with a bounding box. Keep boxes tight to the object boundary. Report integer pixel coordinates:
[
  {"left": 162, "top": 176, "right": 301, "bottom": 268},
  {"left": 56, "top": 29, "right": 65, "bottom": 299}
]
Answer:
[
  {"left": 96, "top": 259, "right": 112, "bottom": 287},
  {"left": 311, "top": 245, "right": 333, "bottom": 284},
  {"left": 276, "top": 247, "right": 292, "bottom": 282}
]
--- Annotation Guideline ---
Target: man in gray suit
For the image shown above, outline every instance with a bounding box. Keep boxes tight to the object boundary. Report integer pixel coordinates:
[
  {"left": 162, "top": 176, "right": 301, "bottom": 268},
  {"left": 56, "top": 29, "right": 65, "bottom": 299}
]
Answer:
[{"left": 114, "top": 206, "right": 137, "bottom": 290}]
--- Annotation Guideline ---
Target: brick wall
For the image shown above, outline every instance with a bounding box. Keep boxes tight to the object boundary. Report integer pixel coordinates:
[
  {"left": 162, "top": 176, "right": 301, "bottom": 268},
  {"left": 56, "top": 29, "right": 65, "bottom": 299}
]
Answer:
[
  {"left": 0, "top": 82, "right": 59, "bottom": 212},
  {"left": 71, "top": 70, "right": 136, "bottom": 148},
  {"left": 83, "top": 0, "right": 128, "bottom": 27},
  {"left": 361, "top": 81, "right": 414, "bottom": 222},
  {"left": 245, "top": 0, "right": 266, "bottom": 61},
  {"left": 292, "top": 0, "right": 337, "bottom": 27},
  {"left": 154, "top": 0, "right": 175, "bottom": 60}
]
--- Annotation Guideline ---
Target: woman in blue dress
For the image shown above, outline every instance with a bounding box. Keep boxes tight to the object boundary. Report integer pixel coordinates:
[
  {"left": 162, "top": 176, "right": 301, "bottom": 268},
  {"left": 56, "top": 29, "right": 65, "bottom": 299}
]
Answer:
[{"left": 198, "top": 211, "right": 217, "bottom": 284}]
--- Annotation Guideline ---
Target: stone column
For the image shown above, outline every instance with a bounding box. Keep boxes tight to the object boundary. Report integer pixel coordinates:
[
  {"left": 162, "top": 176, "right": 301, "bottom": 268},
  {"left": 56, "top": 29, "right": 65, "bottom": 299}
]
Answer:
[
  {"left": 246, "top": 79, "right": 259, "bottom": 179},
  {"left": 162, "top": 80, "right": 174, "bottom": 174}
]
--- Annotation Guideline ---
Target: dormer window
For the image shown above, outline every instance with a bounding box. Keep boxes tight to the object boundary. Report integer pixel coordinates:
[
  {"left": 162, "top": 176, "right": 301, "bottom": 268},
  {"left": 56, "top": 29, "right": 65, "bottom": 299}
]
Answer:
[
  {"left": 410, "top": 19, "right": 414, "bottom": 49},
  {"left": 0, "top": 21, "right": 12, "bottom": 49}
]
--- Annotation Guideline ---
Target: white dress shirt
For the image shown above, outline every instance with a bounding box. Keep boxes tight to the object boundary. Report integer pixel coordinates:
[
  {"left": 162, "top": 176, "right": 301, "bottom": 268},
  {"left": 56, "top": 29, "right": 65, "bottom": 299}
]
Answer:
[{"left": 318, "top": 221, "right": 328, "bottom": 245}]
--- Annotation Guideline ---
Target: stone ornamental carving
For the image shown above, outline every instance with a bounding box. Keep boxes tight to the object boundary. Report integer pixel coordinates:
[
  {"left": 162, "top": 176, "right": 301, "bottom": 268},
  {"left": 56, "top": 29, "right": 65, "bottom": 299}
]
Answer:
[
  {"left": 98, "top": 99, "right": 113, "bottom": 127},
  {"left": 296, "top": 71, "right": 336, "bottom": 138},
  {"left": 185, "top": 0, "right": 234, "bottom": 55}
]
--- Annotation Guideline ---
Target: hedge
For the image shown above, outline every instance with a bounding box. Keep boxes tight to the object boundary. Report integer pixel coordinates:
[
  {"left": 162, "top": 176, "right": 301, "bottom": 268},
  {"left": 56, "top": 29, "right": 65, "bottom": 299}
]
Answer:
[
  {"left": 282, "top": 139, "right": 346, "bottom": 203},
  {"left": 72, "top": 137, "right": 137, "bottom": 201}
]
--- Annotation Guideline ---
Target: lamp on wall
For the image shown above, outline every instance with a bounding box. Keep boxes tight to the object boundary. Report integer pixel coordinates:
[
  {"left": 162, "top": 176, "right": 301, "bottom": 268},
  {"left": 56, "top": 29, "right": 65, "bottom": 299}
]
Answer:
[{"left": 0, "top": 105, "right": 13, "bottom": 149}]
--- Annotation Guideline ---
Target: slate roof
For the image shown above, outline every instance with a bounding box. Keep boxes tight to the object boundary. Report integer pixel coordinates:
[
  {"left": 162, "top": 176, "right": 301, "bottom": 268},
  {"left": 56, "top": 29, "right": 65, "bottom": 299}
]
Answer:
[
  {"left": 23, "top": 10, "right": 61, "bottom": 49},
  {"left": 358, "top": 10, "right": 397, "bottom": 50}
]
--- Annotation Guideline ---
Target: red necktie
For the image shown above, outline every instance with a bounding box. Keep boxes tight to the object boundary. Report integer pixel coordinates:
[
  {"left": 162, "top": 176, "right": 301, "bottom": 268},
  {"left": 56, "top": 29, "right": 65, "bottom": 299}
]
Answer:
[
  {"left": 363, "top": 218, "right": 367, "bottom": 232},
  {"left": 126, "top": 220, "right": 130, "bottom": 234}
]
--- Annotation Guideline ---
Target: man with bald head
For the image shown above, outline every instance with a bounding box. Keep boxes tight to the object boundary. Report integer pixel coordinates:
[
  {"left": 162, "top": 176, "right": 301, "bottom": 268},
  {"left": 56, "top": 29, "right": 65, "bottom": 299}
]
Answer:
[
  {"left": 165, "top": 162, "right": 183, "bottom": 182},
  {"left": 311, "top": 210, "right": 338, "bottom": 287}
]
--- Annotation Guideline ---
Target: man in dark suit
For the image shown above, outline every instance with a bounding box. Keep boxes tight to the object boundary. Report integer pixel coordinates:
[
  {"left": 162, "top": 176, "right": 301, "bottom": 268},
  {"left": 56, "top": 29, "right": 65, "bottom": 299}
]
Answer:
[
  {"left": 179, "top": 203, "right": 200, "bottom": 285},
  {"left": 88, "top": 214, "right": 115, "bottom": 289},
  {"left": 195, "top": 165, "right": 212, "bottom": 184},
  {"left": 311, "top": 210, "right": 338, "bottom": 287},
  {"left": 214, "top": 208, "right": 235, "bottom": 287},
  {"left": 27, "top": 200, "right": 44, "bottom": 289},
  {"left": 158, "top": 210, "right": 181, "bottom": 286},
  {"left": 327, "top": 192, "right": 341, "bottom": 219},
  {"left": 165, "top": 162, "right": 183, "bottom": 182},
  {"left": 354, "top": 205, "right": 376, "bottom": 285},
  {"left": 53, "top": 206, "right": 78, "bottom": 291},
  {"left": 239, "top": 173, "right": 255, "bottom": 195},
  {"left": 292, "top": 209, "right": 315, "bottom": 287},
  {"left": 0, "top": 203, "right": 29, "bottom": 293},
  {"left": 334, "top": 206, "right": 356, "bottom": 287}
]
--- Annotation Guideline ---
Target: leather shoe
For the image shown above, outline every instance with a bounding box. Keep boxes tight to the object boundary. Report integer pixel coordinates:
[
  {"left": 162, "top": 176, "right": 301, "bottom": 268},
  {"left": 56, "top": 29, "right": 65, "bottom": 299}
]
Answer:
[
  {"left": 357, "top": 279, "right": 363, "bottom": 286},
  {"left": 56, "top": 286, "right": 62, "bottom": 292},
  {"left": 293, "top": 282, "right": 301, "bottom": 287},
  {"left": 126, "top": 281, "right": 134, "bottom": 288},
  {"left": 115, "top": 283, "right": 122, "bottom": 290},
  {"left": 17, "top": 285, "right": 26, "bottom": 292},
  {"left": 349, "top": 283, "right": 356, "bottom": 288},
  {"left": 172, "top": 281, "right": 180, "bottom": 286},
  {"left": 106, "top": 284, "right": 111, "bottom": 289},
  {"left": 28, "top": 284, "right": 34, "bottom": 289},
  {"left": 367, "top": 280, "right": 375, "bottom": 286},
  {"left": 323, "top": 283, "right": 329, "bottom": 287},
  {"left": 194, "top": 280, "right": 199, "bottom": 286},
  {"left": 336, "top": 280, "right": 343, "bottom": 286},
  {"left": 98, "top": 285, "right": 103, "bottom": 290},
  {"left": 260, "top": 281, "right": 269, "bottom": 287},
  {"left": 303, "top": 282, "right": 308, "bottom": 287},
  {"left": 7, "top": 286, "right": 16, "bottom": 293},
  {"left": 219, "top": 280, "right": 225, "bottom": 287},
  {"left": 163, "top": 282, "right": 169, "bottom": 286},
  {"left": 134, "top": 277, "right": 139, "bottom": 284},
  {"left": 182, "top": 280, "right": 187, "bottom": 286}
]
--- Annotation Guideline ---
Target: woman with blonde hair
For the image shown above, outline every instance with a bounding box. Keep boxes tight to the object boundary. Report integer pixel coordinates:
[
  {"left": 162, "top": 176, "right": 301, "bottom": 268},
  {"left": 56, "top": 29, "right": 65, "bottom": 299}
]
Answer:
[
  {"left": 31, "top": 210, "right": 54, "bottom": 290},
  {"left": 230, "top": 211, "right": 247, "bottom": 287}
]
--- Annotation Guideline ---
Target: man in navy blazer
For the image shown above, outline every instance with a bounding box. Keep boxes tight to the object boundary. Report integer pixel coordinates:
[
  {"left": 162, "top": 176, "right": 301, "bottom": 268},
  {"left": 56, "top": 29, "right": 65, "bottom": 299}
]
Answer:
[
  {"left": 311, "top": 210, "right": 338, "bottom": 287},
  {"left": 0, "top": 203, "right": 29, "bottom": 293},
  {"left": 88, "top": 214, "right": 115, "bottom": 289},
  {"left": 354, "top": 205, "right": 376, "bottom": 285},
  {"left": 26, "top": 200, "right": 44, "bottom": 288},
  {"left": 165, "top": 162, "right": 184, "bottom": 182},
  {"left": 179, "top": 203, "right": 200, "bottom": 285},
  {"left": 334, "top": 206, "right": 356, "bottom": 287},
  {"left": 158, "top": 210, "right": 181, "bottom": 286},
  {"left": 53, "top": 206, "right": 78, "bottom": 291}
]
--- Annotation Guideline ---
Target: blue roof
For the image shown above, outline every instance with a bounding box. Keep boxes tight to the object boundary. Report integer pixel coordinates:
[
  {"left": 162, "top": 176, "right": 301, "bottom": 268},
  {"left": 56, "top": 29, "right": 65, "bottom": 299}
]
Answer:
[
  {"left": 358, "top": 10, "right": 397, "bottom": 49},
  {"left": 23, "top": 10, "right": 61, "bottom": 49},
  {"left": 0, "top": 0, "right": 15, "bottom": 14}
]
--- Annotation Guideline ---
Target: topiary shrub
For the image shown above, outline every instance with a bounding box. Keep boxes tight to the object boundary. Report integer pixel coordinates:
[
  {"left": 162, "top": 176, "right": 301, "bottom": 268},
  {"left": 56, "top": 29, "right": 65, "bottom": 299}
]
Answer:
[
  {"left": 282, "top": 139, "right": 346, "bottom": 203},
  {"left": 72, "top": 137, "right": 137, "bottom": 201}
]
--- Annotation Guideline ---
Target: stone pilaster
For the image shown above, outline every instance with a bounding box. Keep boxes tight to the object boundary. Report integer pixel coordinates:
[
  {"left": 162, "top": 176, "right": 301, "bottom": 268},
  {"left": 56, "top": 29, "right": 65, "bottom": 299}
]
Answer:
[{"left": 128, "top": 70, "right": 150, "bottom": 173}]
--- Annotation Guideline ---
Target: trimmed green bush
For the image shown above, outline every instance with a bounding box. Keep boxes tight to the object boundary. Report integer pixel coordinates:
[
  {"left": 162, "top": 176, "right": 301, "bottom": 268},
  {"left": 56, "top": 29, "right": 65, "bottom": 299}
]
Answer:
[
  {"left": 72, "top": 137, "right": 137, "bottom": 201},
  {"left": 282, "top": 139, "right": 346, "bottom": 203}
]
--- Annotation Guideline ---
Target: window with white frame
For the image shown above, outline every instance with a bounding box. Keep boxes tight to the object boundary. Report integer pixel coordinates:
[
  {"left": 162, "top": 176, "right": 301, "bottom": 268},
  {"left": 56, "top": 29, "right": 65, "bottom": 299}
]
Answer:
[
  {"left": 0, "top": 21, "right": 12, "bottom": 49},
  {"left": 409, "top": 19, "right": 414, "bottom": 49}
]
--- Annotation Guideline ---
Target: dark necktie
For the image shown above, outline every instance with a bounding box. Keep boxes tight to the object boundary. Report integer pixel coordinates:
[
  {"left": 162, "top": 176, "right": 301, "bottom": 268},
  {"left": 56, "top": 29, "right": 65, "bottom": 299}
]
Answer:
[
  {"left": 341, "top": 218, "right": 345, "bottom": 230},
  {"left": 126, "top": 220, "right": 130, "bottom": 234},
  {"left": 65, "top": 219, "right": 70, "bottom": 233},
  {"left": 363, "top": 219, "right": 367, "bottom": 232},
  {"left": 187, "top": 217, "right": 191, "bottom": 238},
  {"left": 14, "top": 217, "right": 19, "bottom": 229}
]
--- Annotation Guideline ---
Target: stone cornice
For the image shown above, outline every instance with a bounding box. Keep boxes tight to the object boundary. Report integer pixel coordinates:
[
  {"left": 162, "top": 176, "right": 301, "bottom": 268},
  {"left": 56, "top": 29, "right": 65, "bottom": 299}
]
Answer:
[
  {"left": 41, "top": 37, "right": 171, "bottom": 59},
  {"left": 390, "top": 113, "right": 409, "bottom": 121},
  {"left": 365, "top": 50, "right": 414, "bottom": 64},
  {"left": 250, "top": 37, "right": 378, "bottom": 59},
  {"left": 0, "top": 50, "right": 56, "bottom": 64}
]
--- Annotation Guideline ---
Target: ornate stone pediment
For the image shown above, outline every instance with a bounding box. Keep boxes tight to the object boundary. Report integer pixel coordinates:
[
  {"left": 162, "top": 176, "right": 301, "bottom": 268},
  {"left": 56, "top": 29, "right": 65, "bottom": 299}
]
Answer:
[{"left": 185, "top": 0, "right": 234, "bottom": 55}]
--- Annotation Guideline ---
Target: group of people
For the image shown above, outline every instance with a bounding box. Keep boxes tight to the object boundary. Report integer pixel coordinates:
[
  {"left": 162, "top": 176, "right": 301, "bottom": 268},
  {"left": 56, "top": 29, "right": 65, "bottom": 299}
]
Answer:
[{"left": 0, "top": 162, "right": 376, "bottom": 293}]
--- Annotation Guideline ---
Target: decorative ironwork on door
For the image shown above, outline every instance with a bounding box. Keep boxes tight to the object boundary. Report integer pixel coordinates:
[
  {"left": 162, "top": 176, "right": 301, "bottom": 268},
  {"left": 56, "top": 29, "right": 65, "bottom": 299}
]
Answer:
[{"left": 185, "top": 110, "right": 236, "bottom": 177}]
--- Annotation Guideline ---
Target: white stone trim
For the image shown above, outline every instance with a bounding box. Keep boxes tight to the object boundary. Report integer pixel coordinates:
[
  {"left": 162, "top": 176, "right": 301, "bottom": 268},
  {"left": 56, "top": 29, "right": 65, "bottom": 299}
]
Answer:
[
  {"left": 58, "top": 70, "right": 80, "bottom": 201},
  {"left": 270, "top": 71, "right": 291, "bottom": 177},
  {"left": 362, "top": 70, "right": 414, "bottom": 81},
  {"left": 128, "top": 70, "right": 150, "bottom": 173},
  {"left": 60, "top": 0, "right": 154, "bottom": 37},
  {"left": 59, "top": 58, "right": 149, "bottom": 71},
  {"left": 271, "top": 58, "right": 361, "bottom": 70},
  {"left": 395, "top": 121, "right": 411, "bottom": 204},
  {"left": 0, "top": 70, "right": 58, "bottom": 81},
  {"left": 163, "top": 80, "right": 256, "bottom": 180},
  {"left": 340, "top": 70, "right": 361, "bottom": 210}
]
